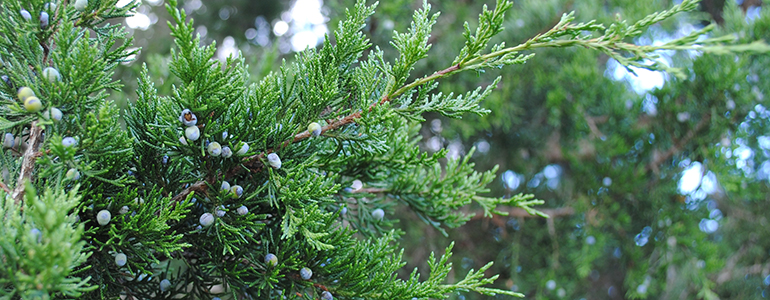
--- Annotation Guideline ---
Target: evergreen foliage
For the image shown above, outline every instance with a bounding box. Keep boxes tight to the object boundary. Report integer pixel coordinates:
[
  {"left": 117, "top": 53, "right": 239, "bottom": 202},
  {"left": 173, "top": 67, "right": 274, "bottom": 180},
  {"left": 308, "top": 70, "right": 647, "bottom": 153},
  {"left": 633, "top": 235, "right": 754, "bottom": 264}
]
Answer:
[{"left": 0, "top": 0, "right": 767, "bottom": 299}]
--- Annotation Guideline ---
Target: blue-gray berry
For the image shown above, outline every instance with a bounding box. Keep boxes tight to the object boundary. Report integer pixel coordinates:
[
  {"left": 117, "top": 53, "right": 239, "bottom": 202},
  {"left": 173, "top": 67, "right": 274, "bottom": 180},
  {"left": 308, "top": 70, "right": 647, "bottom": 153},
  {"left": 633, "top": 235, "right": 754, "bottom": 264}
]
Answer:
[
  {"left": 231, "top": 185, "right": 243, "bottom": 198},
  {"left": 321, "top": 291, "right": 333, "bottom": 300},
  {"left": 3, "top": 133, "right": 14, "bottom": 148},
  {"left": 207, "top": 142, "right": 222, "bottom": 156},
  {"left": 66, "top": 168, "right": 80, "bottom": 181},
  {"left": 20, "top": 9, "right": 31, "bottom": 21},
  {"left": 215, "top": 205, "right": 226, "bottom": 217},
  {"left": 200, "top": 213, "right": 215, "bottom": 227},
  {"left": 179, "top": 109, "right": 197, "bottom": 127},
  {"left": 221, "top": 146, "right": 232, "bottom": 158},
  {"left": 265, "top": 253, "right": 278, "bottom": 267},
  {"left": 267, "top": 153, "right": 281, "bottom": 169},
  {"left": 115, "top": 253, "right": 127, "bottom": 267},
  {"left": 300, "top": 267, "right": 313, "bottom": 280},
  {"left": 74, "top": 0, "right": 88, "bottom": 11},
  {"left": 236, "top": 205, "right": 248, "bottom": 215},
  {"left": 62, "top": 137, "right": 77, "bottom": 148},
  {"left": 39, "top": 12, "right": 49, "bottom": 28},
  {"left": 43, "top": 107, "right": 63, "bottom": 121},
  {"left": 221, "top": 181, "right": 230, "bottom": 191},
  {"left": 308, "top": 122, "right": 322, "bottom": 137},
  {"left": 236, "top": 142, "right": 249, "bottom": 156},
  {"left": 160, "top": 279, "right": 171, "bottom": 292},
  {"left": 371, "top": 208, "right": 384, "bottom": 221},
  {"left": 184, "top": 126, "right": 200, "bottom": 141},
  {"left": 96, "top": 209, "right": 111, "bottom": 226}
]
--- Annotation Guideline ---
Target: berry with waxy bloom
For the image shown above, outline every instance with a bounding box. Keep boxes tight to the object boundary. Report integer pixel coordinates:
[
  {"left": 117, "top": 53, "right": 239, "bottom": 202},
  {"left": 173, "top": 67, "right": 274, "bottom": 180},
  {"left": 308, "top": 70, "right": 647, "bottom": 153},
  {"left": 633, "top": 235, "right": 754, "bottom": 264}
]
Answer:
[
  {"left": 17, "top": 87, "right": 34, "bottom": 100},
  {"left": 24, "top": 96, "right": 43, "bottom": 112},
  {"left": 160, "top": 279, "right": 171, "bottom": 292},
  {"left": 236, "top": 205, "right": 248, "bottom": 215},
  {"left": 267, "top": 153, "right": 281, "bottom": 169},
  {"left": 74, "top": 0, "right": 88, "bottom": 11},
  {"left": 3, "top": 133, "right": 14, "bottom": 148},
  {"left": 20, "top": 9, "right": 31, "bottom": 21},
  {"left": 300, "top": 267, "right": 313, "bottom": 280},
  {"left": 236, "top": 142, "right": 249, "bottom": 156},
  {"left": 231, "top": 185, "right": 243, "bottom": 198},
  {"left": 43, "top": 107, "right": 63, "bottom": 121},
  {"left": 96, "top": 209, "right": 111, "bottom": 226},
  {"left": 371, "top": 208, "right": 385, "bottom": 221},
  {"left": 221, "top": 146, "right": 232, "bottom": 158},
  {"left": 185, "top": 126, "right": 200, "bottom": 141},
  {"left": 199, "top": 213, "right": 215, "bottom": 227},
  {"left": 179, "top": 109, "right": 197, "bottom": 126},
  {"left": 42, "top": 67, "right": 60, "bottom": 82},
  {"left": 115, "top": 253, "right": 127, "bottom": 267},
  {"left": 62, "top": 137, "right": 77, "bottom": 148},
  {"left": 207, "top": 142, "right": 222, "bottom": 156},
  {"left": 221, "top": 181, "right": 230, "bottom": 191},
  {"left": 66, "top": 168, "right": 80, "bottom": 180},
  {"left": 265, "top": 253, "right": 278, "bottom": 267},
  {"left": 119, "top": 206, "right": 129, "bottom": 215},
  {"left": 321, "top": 291, "right": 333, "bottom": 300},
  {"left": 39, "top": 11, "right": 49, "bottom": 28},
  {"left": 215, "top": 206, "right": 226, "bottom": 217},
  {"left": 308, "top": 122, "right": 322, "bottom": 137}
]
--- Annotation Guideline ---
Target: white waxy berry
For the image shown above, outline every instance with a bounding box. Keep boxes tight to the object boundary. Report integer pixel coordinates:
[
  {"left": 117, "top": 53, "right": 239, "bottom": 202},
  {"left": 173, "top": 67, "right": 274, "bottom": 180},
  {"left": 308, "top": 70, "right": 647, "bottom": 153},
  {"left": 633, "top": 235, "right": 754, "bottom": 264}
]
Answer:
[
  {"left": 24, "top": 96, "right": 43, "bottom": 112},
  {"left": 96, "top": 209, "right": 111, "bottom": 226},
  {"left": 39, "top": 11, "right": 49, "bottom": 28},
  {"left": 74, "top": 0, "right": 88, "bottom": 11},
  {"left": 43, "top": 107, "right": 63, "bottom": 121},
  {"left": 351, "top": 180, "right": 363, "bottom": 191},
  {"left": 184, "top": 126, "right": 200, "bottom": 141},
  {"left": 119, "top": 206, "right": 129, "bottom": 215},
  {"left": 236, "top": 205, "right": 248, "bottom": 215},
  {"left": 115, "top": 253, "right": 127, "bottom": 267},
  {"left": 221, "top": 146, "right": 232, "bottom": 158},
  {"left": 42, "top": 67, "right": 60, "bottom": 82},
  {"left": 65, "top": 168, "right": 80, "bottom": 180},
  {"left": 222, "top": 131, "right": 228, "bottom": 140},
  {"left": 308, "top": 122, "right": 322, "bottom": 137},
  {"left": 300, "top": 267, "right": 313, "bottom": 280},
  {"left": 207, "top": 142, "right": 222, "bottom": 156},
  {"left": 179, "top": 136, "right": 188, "bottom": 145},
  {"left": 3, "top": 133, "right": 14, "bottom": 148},
  {"left": 236, "top": 142, "right": 249, "bottom": 156},
  {"left": 267, "top": 153, "right": 281, "bottom": 169},
  {"left": 179, "top": 109, "right": 197, "bottom": 127},
  {"left": 371, "top": 208, "right": 384, "bottom": 221},
  {"left": 321, "top": 291, "right": 333, "bottom": 300},
  {"left": 265, "top": 253, "right": 278, "bottom": 267},
  {"left": 220, "top": 181, "right": 230, "bottom": 191},
  {"left": 231, "top": 185, "right": 243, "bottom": 198},
  {"left": 339, "top": 206, "right": 347, "bottom": 216},
  {"left": 62, "top": 137, "right": 77, "bottom": 148},
  {"left": 17, "top": 87, "right": 35, "bottom": 101},
  {"left": 20, "top": 9, "right": 31, "bottom": 21},
  {"left": 215, "top": 206, "right": 226, "bottom": 217},
  {"left": 199, "top": 213, "right": 215, "bottom": 227},
  {"left": 44, "top": 3, "right": 56, "bottom": 11},
  {"left": 30, "top": 228, "right": 41, "bottom": 243},
  {"left": 160, "top": 279, "right": 171, "bottom": 292}
]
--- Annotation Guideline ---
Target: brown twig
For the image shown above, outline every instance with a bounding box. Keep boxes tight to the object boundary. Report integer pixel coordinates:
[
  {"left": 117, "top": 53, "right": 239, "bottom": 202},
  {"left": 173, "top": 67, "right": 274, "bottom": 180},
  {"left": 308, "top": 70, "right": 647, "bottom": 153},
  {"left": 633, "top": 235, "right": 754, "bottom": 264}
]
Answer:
[
  {"left": 0, "top": 181, "right": 11, "bottom": 195},
  {"left": 12, "top": 121, "right": 44, "bottom": 205},
  {"left": 647, "top": 114, "right": 712, "bottom": 173}
]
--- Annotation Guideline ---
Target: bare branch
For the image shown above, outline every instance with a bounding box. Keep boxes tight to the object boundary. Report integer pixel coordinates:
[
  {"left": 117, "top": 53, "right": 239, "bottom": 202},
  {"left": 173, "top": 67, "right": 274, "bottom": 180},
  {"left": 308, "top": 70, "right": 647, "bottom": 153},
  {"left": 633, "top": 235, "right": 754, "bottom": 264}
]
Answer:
[{"left": 12, "top": 121, "right": 44, "bottom": 205}]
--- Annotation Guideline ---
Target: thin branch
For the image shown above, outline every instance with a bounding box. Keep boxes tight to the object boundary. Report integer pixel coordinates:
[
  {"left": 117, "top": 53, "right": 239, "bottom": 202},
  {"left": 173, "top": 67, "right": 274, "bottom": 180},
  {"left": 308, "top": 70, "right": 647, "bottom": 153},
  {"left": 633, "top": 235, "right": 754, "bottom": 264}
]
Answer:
[
  {"left": 0, "top": 181, "right": 11, "bottom": 195},
  {"left": 12, "top": 121, "right": 44, "bottom": 205},
  {"left": 647, "top": 113, "right": 711, "bottom": 173}
]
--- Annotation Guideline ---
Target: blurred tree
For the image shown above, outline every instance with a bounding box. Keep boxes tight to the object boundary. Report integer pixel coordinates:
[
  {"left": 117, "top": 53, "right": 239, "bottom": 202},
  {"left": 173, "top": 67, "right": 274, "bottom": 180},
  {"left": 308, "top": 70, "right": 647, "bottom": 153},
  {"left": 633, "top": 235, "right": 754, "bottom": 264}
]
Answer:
[{"left": 326, "top": 0, "right": 770, "bottom": 299}]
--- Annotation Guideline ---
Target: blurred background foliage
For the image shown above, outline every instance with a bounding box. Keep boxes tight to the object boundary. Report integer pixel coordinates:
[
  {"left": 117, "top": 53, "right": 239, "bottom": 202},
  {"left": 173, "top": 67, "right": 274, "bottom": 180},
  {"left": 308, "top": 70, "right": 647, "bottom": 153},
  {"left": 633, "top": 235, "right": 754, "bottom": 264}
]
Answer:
[{"left": 115, "top": 0, "right": 770, "bottom": 299}]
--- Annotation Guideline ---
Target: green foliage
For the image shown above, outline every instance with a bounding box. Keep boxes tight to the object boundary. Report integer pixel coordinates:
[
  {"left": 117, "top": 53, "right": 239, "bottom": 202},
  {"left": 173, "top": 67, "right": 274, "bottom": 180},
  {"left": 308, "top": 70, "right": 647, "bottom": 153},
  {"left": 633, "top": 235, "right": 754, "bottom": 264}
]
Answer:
[{"left": 0, "top": 0, "right": 768, "bottom": 299}]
